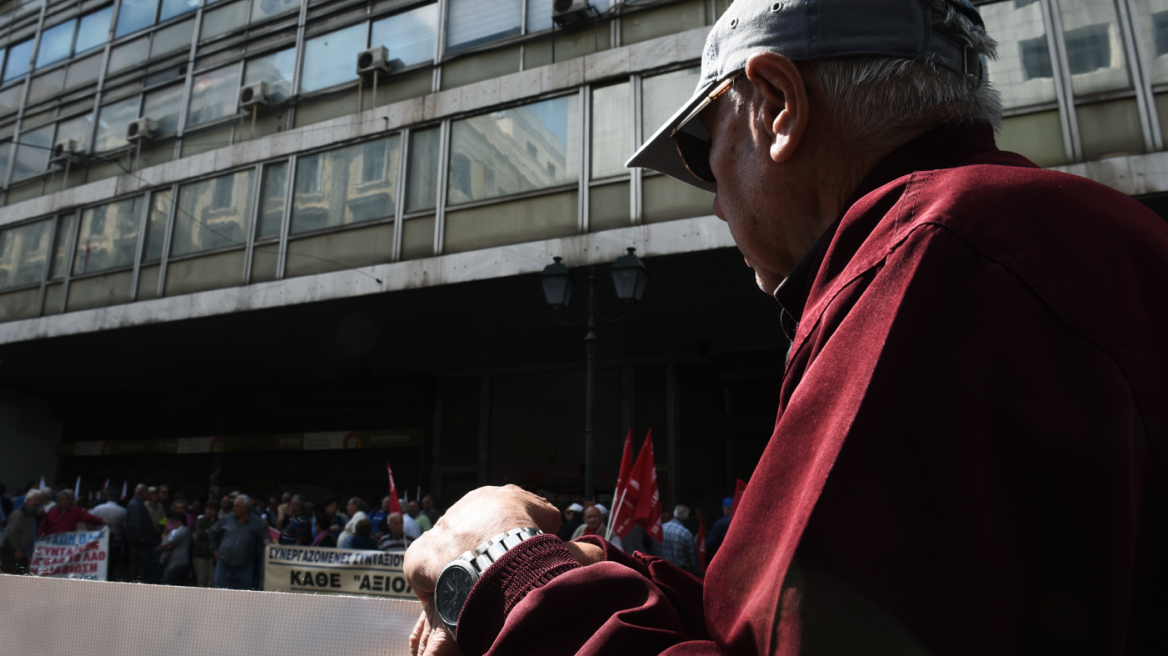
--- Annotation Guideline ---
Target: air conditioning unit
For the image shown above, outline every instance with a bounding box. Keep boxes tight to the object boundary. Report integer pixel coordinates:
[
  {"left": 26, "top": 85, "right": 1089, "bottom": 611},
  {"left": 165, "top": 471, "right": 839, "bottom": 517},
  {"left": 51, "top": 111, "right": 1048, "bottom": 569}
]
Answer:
[
  {"left": 127, "top": 117, "right": 155, "bottom": 143},
  {"left": 51, "top": 139, "right": 77, "bottom": 163},
  {"left": 553, "top": 0, "right": 596, "bottom": 26},
  {"left": 357, "top": 46, "right": 391, "bottom": 77},
  {"left": 240, "top": 81, "right": 269, "bottom": 108}
]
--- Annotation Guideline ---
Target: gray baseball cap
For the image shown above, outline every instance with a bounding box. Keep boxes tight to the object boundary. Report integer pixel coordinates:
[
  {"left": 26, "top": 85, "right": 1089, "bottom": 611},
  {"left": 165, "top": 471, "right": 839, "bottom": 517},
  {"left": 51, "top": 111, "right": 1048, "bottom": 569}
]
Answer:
[{"left": 626, "top": 0, "right": 985, "bottom": 192}]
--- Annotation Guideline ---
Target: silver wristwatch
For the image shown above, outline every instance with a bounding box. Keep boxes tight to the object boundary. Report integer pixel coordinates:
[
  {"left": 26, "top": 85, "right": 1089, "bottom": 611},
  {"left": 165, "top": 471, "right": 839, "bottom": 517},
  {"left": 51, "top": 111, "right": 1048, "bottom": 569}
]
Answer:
[{"left": 433, "top": 527, "right": 543, "bottom": 638}]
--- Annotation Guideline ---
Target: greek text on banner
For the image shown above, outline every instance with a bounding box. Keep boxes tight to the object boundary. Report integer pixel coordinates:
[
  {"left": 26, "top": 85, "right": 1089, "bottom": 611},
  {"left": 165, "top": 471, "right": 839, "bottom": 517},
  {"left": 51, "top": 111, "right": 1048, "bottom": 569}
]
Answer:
[
  {"left": 264, "top": 544, "right": 414, "bottom": 599},
  {"left": 29, "top": 529, "right": 109, "bottom": 581}
]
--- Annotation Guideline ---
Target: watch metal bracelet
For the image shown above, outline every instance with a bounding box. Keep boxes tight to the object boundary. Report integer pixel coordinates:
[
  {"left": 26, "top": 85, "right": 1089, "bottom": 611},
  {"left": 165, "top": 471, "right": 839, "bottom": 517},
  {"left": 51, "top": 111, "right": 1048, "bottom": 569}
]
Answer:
[{"left": 434, "top": 526, "right": 543, "bottom": 638}]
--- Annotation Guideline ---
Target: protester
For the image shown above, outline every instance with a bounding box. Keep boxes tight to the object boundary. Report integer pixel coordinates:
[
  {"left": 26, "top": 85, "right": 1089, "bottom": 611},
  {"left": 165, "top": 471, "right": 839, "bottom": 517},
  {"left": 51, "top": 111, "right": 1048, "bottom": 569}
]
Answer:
[
  {"left": 0, "top": 490, "right": 42, "bottom": 574},
  {"left": 124, "top": 484, "right": 154, "bottom": 583},
  {"left": 279, "top": 495, "right": 312, "bottom": 545},
  {"left": 420, "top": 495, "right": 441, "bottom": 525},
  {"left": 218, "top": 495, "right": 233, "bottom": 518},
  {"left": 163, "top": 500, "right": 188, "bottom": 536},
  {"left": 0, "top": 483, "right": 12, "bottom": 524},
  {"left": 350, "top": 519, "right": 378, "bottom": 550},
  {"left": 157, "top": 511, "right": 192, "bottom": 586},
  {"left": 338, "top": 497, "right": 368, "bottom": 548},
  {"left": 377, "top": 512, "right": 412, "bottom": 553},
  {"left": 38, "top": 489, "right": 110, "bottom": 536},
  {"left": 406, "top": 500, "right": 432, "bottom": 533},
  {"left": 266, "top": 497, "right": 280, "bottom": 528},
  {"left": 276, "top": 492, "right": 292, "bottom": 527},
  {"left": 192, "top": 505, "right": 218, "bottom": 588},
  {"left": 703, "top": 497, "right": 734, "bottom": 563},
  {"left": 557, "top": 502, "right": 583, "bottom": 541},
  {"left": 311, "top": 509, "right": 337, "bottom": 548},
  {"left": 209, "top": 494, "right": 271, "bottom": 590},
  {"left": 91, "top": 487, "right": 128, "bottom": 579},
  {"left": 648, "top": 505, "right": 698, "bottom": 574},
  {"left": 157, "top": 485, "right": 171, "bottom": 511},
  {"left": 368, "top": 495, "right": 392, "bottom": 531},
  {"left": 186, "top": 499, "right": 201, "bottom": 529}
]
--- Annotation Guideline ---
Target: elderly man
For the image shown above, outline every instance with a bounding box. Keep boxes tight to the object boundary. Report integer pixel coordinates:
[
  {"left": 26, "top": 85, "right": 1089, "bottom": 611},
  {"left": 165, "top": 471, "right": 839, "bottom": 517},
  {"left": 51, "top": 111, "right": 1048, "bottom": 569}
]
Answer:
[
  {"left": 378, "top": 512, "right": 413, "bottom": 553},
  {"left": 0, "top": 490, "right": 43, "bottom": 574},
  {"left": 124, "top": 484, "right": 154, "bottom": 582},
  {"left": 650, "top": 505, "right": 698, "bottom": 575},
  {"left": 37, "top": 489, "right": 110, "bottom": 536},
  {"left": 407, "top": 500, "right": 432, "bottom": 533},
  {"left": 404, "top": 2, "right": 1168, "bottom": 655},
  {"left": 210, "top": 494, "right": 271, "bottom": 590},
  {"left": 278, "top": 495, "right": 312, "bottom": 545}
]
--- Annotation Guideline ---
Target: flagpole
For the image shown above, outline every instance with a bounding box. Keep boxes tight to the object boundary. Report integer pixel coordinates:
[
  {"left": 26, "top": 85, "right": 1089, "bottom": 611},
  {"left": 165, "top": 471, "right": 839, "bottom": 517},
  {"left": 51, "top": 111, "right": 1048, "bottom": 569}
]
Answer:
[{"left": 606, "top": 487, "right": 628, "bottom": 541}]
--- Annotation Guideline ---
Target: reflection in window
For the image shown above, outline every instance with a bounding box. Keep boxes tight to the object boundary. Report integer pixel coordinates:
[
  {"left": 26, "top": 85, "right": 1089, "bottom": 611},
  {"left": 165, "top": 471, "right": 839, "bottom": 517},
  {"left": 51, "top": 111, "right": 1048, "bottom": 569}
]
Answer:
[
  {"left": 74, "top": 198, "right": 142, "bottom": 275},
  {"left": 144, "top": 189, "right": 172, "bottom": 261},
  {"left": 76, "top": 7, "right": 114, "bottom": 55},
  {"left": 1057, "top": 0, "right": 1130, "bottom": 95},
  {"left": 116, "top": 0, "right": 161, "bottom": 38},
  {"left": 36, "top": 20, "right": 76, "bottom": 69},
  {"left": 172, "top": 169, "right": 256, "bottom": 256},
  {"left": 200, "top": 0, "right": 250, "bottom": 40},
  {"left": 160, "top": 0, "right": 200, "bottom": 23},
  {"left": 591, "top": 82, "right": 630, "bottom": 179},
  {"left": 13, "top": 124, "right": 53, "bottom": 179},
  {"left": 95, "top": 96, "right": 140, "bottom": 152},
  {"left": 0, "top": 220, "right": 52, "bottom": 290},
  {"left": 447, "top": 0, "right": 521, "bottom": 53},
  {"left": 65, "top": 53, "right": 103, "bottom": 89},
  {"left": 56, "top": 114, "right": 94, "bottom": 155},
  {"left": 50, "top": 214, "right": 78, "bottom": 279},
  {"left": 244, "top": 48, "right": 296, "bottom": 104},
  {"left": 642, "top": 68, "right": 699, "bottom": 142},
  {"left": 251, "top": 0, "right": 300, "bottom": 23},
  {"left": 3, "top": 39, "right": 33, "bottom": 82},
  {"left": 1134, "top": 1, "right": 1168, "bottom": 85},
  {"left": 407, "top": 127, "right": 440, "bottom": 212},
  {"left": 448, "top": 95, "right": 580, "bottom": 205},
  {"left": 108, "top": 37, "right": 150, "bottom": 75},
  {"left": 188, "top": 64, "right": 243, "bottom": 126},
  {"left": 1020, "top": 36, "right": 1054, "bottom": 80},
  {"left": 1064, "top": 24, "right": 1111, "bottom": 74},
  {"left": 300, "top": 23, "right": 366, "bottom": 93},
  {"left": 371, "top": 4, "right": 439, "bottom": 71},
  {"left": 0, "top": 84, "right": 22, "bottom": 115},
  {"left": 291, "top": 136, "right": 401, "bottom": 234},
  {"left": 526, "top": 0, "right": 554, "bottom": 33},
  {"left": 257, "top": 161, "right": 287, "bottom": 239},
  {"left": 151, "top": 19, "right": 196, "bottom": 59},
  {"left": 144, "top": 84, "right": 186, "bottom": 137},
  {"left": 0, "top": 143, "right": 9, "bottom": 183}
]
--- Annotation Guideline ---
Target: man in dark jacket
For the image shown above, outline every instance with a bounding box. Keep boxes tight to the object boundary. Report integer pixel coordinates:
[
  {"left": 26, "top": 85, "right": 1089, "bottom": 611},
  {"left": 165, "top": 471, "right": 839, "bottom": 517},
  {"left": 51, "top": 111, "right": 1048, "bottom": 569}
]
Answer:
[
  {"left": 402, "top": 2, "right": 1168, "bottom": 656},
  {"left": 124, "top": 484, "right": 154, "bottom": 582},
  {"left": 0, "top": 490, "right": 43, "bottom": 574}
]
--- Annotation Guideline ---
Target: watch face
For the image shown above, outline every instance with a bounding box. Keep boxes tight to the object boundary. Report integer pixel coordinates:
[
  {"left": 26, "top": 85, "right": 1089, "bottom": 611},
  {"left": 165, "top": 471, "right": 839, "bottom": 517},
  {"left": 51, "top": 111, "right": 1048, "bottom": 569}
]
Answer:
[{"left": 436, "top": 565, "right": 475, "bottom": 626}]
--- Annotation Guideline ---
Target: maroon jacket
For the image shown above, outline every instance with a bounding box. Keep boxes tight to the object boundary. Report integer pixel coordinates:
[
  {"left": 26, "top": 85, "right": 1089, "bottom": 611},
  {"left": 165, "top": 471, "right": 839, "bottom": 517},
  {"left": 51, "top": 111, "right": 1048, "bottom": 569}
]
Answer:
[
  {"left": 456, "top": 124, "right": 1168, "bottom": 655},
  {"left": 38, "top": 505, "right": 106, "bottom": 536}
]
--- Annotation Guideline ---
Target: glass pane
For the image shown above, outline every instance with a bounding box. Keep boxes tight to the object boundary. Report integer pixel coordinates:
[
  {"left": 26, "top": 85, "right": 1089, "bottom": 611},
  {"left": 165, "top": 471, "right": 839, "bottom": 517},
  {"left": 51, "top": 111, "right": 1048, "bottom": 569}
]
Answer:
[
  {"left": 526, "top": 0, "right": 553, "bottom": 33},
  {"left": 35, "top": 20, "right": 76, "bottom": 69},
  {"left": 592, "top": 82, "right": 630, "bottom": 179},
  {"left": 1077, "top": 98, "right": 1146, "bottom": 160},
  {"left": 590, "top": 181, "right": 629, "bottom": 231},
  {"left": 0, "top": 287, "right": 39, "bottom": 320},
  {"left": 151, "top": 18, "right": 195, "bottom": 59},
  {"left": 643, "top": 175, "right": 714, "bottom": 223},
  {"left": 300, "top": 22, "right": 366, "bottom": 93},
  {"left": 116, "top": 0, "right": 162, "bottom": 38},
  {"left": 284, "top": 221, "right": 394, "bottom": 278},
  {"left": 0, "top": 83, "right": 23, "bottom": 114},
  {"left": 622, "top": 0, "right": 706, "bottom": 46},
  {"left": 981, "top": 0, "right": 1058, "bottom": 109},
  {"left": 440, "top": 46, "right": 520, "bottom": 90},
  {"left": 244, "top": 47, "right": 295, "bottom": 104},
  {"left": 66, "top": 270, "right": 134, "bottom": 311},
  {"left": 164, "top": 249, "right": 245, "bottom": 296},
  {"left": 444, "top": 190, "right": 577, "bottom": 254},
  {"left": 75, "top": 7, "right": 114, "bottom": 55},
  {"left": 1134, "top": 0, "right": 1168, "bottom": 84},
  {"left": 108, "top": 37, "right": 150, "bottom": 74},
  {"left": 137, "top": 264, "right": 160, "bottom": 299},
  {"left": 291, "top": 135, "right": 402, "bottom": 233},
  {"left": 0, "top": 219, "right": 52, "bottom": 289},
  {"left": 12, "top": 123, "right": 53, "bottom": 179},
  {"left": 200, "top": 0, "right": 249, "bottom": 40},
  {"left": 145, "top": 188, "right": 172, "bottom": 261},
  {"left": 27, "top": 68, "right": 64, "bottom": 104},
  {"left": 251, "top": 243, "right": 278, "bottom": 283},
  {"left": 407, "top": 127, "right": 440, "bottom": 211},
  {"left": 143, "top": 83, "right": 185, "bottom": 137},
  {"left": 160, "top": 0, "right": 199, "bottom": 23},
  {"left": 0, "top": 143, "right": 10, "bottom": 189},
  {"left": 65, "top": 53, "right": 103, "bottom": 89},
  {"left": 3, "top": 39, "right": 34, "bottom": 82},
  {"left": 400, "top": 215, "right": 434, "bottom": 260},
  {"left": 171, "top": 168, "right": 256, "bottom": 256},
  {"left": 187, "top": 64, "right": 243, "bottom": 126},
  {"left": 50, "top": 213, "right": 77, "bottom": 279},
  {"left": 251, "top": 0, "right": 301, "bottom": 23},
  {"left": 56, "top": 113, "right": 94, "bottom": 155},
  {"left": 257, "top": 160, "right": 287, "bottom": 239},
  {"left": 1057, "top": 0, "right": 1131, "bottom": 95},
  {"left": 371, "top": 3, "right": 438, "bottom": 70},
  {"left": 446, "top": 0, "right": 521, "bottom": 53},
  {"left": 74, "top": 197, "right": 142, "bottom": 275},
  {"left": 94, "top": 96, "right": 140, "bottom": 152},
  {"left": 997, "top": 110, "right": 1067, "bottom": 167},
  {"left": 642, "top": 67, "right": 700, "bottom": 142},
  {"left": 448, "top": 95, "right": 580, "bottom": 205}
]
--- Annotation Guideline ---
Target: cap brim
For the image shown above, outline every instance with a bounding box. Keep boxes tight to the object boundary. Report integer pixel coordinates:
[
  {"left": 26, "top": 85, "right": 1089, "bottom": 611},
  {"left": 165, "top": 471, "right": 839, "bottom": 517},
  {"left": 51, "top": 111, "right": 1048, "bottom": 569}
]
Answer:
[{"left": 625, "top": 76, "right": 721, "bottom": 194}]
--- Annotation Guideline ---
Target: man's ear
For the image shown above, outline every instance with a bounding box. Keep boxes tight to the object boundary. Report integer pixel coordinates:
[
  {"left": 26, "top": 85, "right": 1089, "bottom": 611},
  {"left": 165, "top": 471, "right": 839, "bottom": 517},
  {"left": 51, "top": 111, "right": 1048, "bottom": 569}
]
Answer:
[{"left": 743, "top": 52, "right": 809, "bottom": 164}]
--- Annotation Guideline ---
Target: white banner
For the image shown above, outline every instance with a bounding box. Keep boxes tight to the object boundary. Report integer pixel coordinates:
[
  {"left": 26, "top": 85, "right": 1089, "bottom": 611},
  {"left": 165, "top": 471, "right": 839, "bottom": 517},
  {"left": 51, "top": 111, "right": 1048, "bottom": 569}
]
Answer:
[
  {"left": 29, "top": 529, "right": 110, "bottom": 580},
  {"left": 263, "top": 544, "right": 414, "bottom": 599}
]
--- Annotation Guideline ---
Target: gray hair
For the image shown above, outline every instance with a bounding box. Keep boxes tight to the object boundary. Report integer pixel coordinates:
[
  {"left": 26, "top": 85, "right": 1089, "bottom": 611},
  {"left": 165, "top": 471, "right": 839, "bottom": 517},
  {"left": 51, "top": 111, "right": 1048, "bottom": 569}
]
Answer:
[
  {"left": 235, "top": 494, "right": 251, "bottom": 506},
  {"left": 734, "top": 0, "right": 1001, "bottom": 150},
  {"left": 57, "top": 489, "right": 74, "bottom": 501},
  {"left": 673, "top": 505, "right": 690, "bottom": 521}
]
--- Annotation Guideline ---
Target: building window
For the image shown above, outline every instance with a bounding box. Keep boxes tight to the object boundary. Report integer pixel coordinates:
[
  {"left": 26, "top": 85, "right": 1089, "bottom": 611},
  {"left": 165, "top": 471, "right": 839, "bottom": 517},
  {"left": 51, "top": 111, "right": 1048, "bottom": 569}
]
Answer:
[
  {"left": 172, "top": 169, "right": 256, "bottom": 256},
  {"left": 3, "top": 39, "right": 34, "bottom": 83},
  {"left": 1064, "top": 24, "right": 1111, "bottom": 75},
  {"left": 187, "top": 64, "right": 244, "bottom": 127},
  {"left": 370, "top": 3, "right": 439, "bottom": 71},
  {"left": 1020, "top": 35, "right": 1054, "bottom": 80},
  {"left": 74, "top": 198, "right": 142, "bottom": 275},
  {"left": 446, "top": 0, "right": 522, "bottom": 53},
  {"left": 300, "top": 22, "right": 366, "bottom": 94},
  {"left": 0, "top": 220, "right": 52, "bottom": 290},
  {"left": 290, "top": 136, "right": 402, "bottom": 234}
]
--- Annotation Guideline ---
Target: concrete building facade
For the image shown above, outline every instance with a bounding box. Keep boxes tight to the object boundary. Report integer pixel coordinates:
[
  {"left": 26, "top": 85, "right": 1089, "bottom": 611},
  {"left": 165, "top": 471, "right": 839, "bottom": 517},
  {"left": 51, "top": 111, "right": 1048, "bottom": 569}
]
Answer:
[{"left": 0, "top": 0, "right": 1164, "bottom": 514}]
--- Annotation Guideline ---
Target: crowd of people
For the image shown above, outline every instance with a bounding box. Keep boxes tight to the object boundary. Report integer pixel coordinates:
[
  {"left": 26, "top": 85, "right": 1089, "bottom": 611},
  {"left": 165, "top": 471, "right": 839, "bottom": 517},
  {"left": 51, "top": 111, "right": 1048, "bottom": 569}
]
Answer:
[{"left": 0, "top": 480, "right": 443, "bottom": 591}]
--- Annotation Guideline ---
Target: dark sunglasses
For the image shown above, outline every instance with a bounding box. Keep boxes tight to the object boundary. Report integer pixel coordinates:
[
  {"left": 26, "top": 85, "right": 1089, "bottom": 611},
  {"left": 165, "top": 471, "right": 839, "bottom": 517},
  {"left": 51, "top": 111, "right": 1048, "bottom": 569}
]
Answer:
[{"left": 669, "top": 71, "right": 743, "bottom": 184}]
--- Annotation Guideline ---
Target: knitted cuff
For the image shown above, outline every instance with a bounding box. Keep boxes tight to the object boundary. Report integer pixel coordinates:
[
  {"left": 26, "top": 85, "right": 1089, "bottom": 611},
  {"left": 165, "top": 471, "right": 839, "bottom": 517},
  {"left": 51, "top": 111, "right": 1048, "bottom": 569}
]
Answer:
[{"left": 456, "top": 534, "right": 581, "bottom": 656}]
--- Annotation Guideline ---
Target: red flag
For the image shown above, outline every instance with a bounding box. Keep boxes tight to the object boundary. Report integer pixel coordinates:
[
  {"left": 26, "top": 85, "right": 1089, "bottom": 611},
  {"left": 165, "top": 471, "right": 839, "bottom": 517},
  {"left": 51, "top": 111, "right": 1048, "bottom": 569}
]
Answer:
[
  {"left": 730, "top": 478, "right": 748, "bottom": 517},
  {"left": 268, "top": 526, "right": 281, "bottom": 543},
  {"left": 609, "top": 431, "right": 640, "bottom": 539},
  {"left": 695, "top": 521, "right": 707, "bottom": 574},
  {"left": 386, "top": 463, "right": 403, "bottom": 514},
  {"left": 631, "top": 430, "right": 663, "bottom": 542}
]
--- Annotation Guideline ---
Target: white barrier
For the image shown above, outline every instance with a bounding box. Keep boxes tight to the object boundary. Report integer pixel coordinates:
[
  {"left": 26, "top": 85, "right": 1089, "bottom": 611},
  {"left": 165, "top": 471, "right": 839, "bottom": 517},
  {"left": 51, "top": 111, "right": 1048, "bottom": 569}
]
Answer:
[{"left": 0, "top": 573, "right": 422, "bottom": 655}]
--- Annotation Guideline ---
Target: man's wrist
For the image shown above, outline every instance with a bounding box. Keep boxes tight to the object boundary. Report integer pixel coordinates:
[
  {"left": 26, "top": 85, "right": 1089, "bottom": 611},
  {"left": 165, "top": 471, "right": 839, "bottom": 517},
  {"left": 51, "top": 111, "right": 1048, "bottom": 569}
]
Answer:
[{"left": 563, "top": 541, "right": 604, "bottom": 567}]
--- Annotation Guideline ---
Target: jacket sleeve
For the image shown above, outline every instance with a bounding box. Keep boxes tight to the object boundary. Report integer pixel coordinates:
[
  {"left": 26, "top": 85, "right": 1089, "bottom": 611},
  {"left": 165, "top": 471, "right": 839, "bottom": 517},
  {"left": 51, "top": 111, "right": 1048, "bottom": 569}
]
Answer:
[
  {"left": 79, "top": 510, "right": 106, "bottom": 527},
  {"left": 455, "top": 534, "right": 724, "bottom": 656}
]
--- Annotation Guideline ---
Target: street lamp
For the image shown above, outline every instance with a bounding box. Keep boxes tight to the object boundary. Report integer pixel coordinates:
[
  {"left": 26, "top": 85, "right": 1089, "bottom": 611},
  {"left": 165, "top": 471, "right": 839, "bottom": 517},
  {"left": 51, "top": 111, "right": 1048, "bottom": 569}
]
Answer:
[{"left": 540, "top": 248, "right": 650, "bottom": 500}]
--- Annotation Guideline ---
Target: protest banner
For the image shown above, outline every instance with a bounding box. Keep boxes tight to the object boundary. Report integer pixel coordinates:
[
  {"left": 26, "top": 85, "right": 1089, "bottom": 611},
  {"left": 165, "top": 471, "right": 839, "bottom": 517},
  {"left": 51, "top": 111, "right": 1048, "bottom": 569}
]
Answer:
[
  {"left": 264, "top": 544, "right": 414, "bottom": 599},
  {"left": 29, "top": 529, "right": 109, "bottom": 580}
]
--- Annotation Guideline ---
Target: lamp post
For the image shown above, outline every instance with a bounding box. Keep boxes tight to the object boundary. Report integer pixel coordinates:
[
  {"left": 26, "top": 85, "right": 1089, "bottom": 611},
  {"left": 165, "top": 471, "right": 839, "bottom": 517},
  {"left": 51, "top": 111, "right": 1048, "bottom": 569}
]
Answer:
[{"left": 541, "top": 248, "right": 650, "bottom": 500}]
